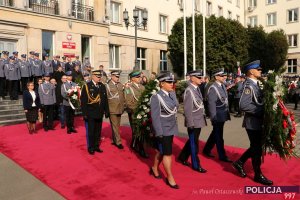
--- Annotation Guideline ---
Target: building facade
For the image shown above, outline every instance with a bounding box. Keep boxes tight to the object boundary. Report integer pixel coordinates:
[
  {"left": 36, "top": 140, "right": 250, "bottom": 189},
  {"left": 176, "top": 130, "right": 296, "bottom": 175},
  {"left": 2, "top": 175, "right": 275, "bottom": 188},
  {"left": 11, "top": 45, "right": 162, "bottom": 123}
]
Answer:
[
  {"left": 0, "top": 0, "right": 298, "bottom": 76},
  {"left": 245, "top": 0, "right": 300, "bottom": 75}
]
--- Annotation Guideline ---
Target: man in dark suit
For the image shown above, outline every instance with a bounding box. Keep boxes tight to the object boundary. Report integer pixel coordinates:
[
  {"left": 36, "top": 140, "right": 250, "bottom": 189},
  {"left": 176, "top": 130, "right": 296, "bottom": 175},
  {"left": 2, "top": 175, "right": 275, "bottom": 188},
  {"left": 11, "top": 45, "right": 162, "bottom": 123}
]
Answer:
[
  {"left": 65, "top": 57, "right": 74, "bottom": 72},
  {"left": 232, "top": 60, "right": 273, "bottom": 185},
  {"left": 80, "top": 70, "right": 109, "bottom": 155},
  {"left": 51, "top": 55, "right": 61, "bottom": 71},
  {"left": 203, "top": 68, "right": 232, "bottom": 162}
]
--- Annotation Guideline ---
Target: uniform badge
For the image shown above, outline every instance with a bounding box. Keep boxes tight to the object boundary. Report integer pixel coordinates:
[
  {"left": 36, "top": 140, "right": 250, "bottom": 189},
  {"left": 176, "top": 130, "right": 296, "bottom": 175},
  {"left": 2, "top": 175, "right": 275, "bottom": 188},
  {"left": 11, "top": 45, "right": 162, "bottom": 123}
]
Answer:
[{"left": 244, "top": 88, "right": 251, "bottom": 95}]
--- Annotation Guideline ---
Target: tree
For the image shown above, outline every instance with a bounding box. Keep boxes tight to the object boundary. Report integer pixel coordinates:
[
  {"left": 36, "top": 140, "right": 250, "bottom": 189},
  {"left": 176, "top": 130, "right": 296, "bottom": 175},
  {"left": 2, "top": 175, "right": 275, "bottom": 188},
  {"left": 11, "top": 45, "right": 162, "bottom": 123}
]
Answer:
[
  {"left": 168, "top": 15, "right": 249, "bottom": 78},
  {"left": 265, "top": 30, "right": 289, "bottom": 73},
  {"left": 246, "top": 27, "right": 288, "bottom": 73}
]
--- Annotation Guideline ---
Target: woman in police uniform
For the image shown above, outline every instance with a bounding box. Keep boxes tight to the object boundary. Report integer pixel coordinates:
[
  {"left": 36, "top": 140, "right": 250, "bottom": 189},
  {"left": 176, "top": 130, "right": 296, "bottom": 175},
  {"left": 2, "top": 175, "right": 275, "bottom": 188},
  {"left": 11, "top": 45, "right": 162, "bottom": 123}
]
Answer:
[{"left": 150, "top": 72, "right": 179, "bottom": 189}]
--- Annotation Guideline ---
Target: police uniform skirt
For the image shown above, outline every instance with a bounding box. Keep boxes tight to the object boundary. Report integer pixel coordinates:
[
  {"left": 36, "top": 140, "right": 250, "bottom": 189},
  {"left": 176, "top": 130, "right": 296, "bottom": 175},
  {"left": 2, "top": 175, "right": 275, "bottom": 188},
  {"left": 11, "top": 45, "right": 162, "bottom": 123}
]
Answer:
[
  {"left": 155, "top": 135, "right": 174, "bottom": 156},
  {"left": 26, "top": 107, "right": 38, "bottom": 123}
]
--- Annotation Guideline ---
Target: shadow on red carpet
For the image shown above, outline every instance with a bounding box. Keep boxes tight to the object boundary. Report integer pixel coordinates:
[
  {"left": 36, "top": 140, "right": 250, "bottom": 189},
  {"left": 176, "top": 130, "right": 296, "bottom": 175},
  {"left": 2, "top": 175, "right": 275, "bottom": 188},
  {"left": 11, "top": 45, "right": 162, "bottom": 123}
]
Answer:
[{"left": 0, "top": 117, "right": 299, "bottom": 200}]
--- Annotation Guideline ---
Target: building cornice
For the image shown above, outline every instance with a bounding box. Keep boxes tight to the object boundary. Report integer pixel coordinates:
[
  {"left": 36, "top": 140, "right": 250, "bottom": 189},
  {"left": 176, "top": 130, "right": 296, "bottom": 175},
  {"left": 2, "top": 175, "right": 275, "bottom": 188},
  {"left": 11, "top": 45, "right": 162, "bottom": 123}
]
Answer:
[
  {"left": 109, "top": 32, "right": 168, "bottom": 44},
  {"left": 0, "top": 19, "right": 28, "bottom": 27},
  {"left": 0, "top": 6, "right": 109, "bottom": 28}
]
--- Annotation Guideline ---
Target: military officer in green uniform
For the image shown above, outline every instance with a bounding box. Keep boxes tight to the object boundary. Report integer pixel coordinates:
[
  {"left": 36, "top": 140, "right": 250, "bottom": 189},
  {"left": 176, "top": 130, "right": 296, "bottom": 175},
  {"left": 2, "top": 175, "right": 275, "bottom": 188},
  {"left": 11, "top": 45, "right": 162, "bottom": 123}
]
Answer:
[
  {"left": 106, "top": 70, "right": 125, "bottom": 149},
  {"left": 125, "top": 70, "right": 148, "bottom": 158}
]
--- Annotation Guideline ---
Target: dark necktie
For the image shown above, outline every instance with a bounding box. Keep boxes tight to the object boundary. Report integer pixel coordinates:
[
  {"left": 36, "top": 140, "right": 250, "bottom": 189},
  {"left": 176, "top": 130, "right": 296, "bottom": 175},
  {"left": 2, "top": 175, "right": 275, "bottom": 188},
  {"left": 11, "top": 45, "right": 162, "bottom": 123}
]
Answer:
[
  {"left": 257, "top": 81, "right": 260, "bottom": 87},
  {"left": 169, "top": 93, "right": 173, "bottom": 100}
]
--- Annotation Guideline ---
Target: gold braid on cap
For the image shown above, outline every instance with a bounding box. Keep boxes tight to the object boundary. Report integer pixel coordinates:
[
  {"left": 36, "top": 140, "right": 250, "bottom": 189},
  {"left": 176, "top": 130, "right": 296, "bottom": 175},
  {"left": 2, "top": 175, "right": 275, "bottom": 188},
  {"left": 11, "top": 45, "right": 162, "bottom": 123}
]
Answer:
[{"left": 84, "top": 84, "right": 101, "bottom": 104}]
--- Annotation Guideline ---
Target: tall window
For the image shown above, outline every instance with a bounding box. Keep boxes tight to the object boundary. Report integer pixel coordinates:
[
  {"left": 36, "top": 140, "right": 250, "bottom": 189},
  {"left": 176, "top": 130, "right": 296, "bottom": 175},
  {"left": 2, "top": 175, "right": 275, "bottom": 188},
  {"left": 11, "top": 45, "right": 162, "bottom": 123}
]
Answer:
[
  {"left": 160, "top": 51, "right": 168, "bottom": 71},
  {"left": 110, "top": 1, "right": 120, "bottom": 23},
  {"left": 160, "top": 15, "right": 168, "bottom": 34},
  {"left": 288, "top": 34, "right": 298, "bottom": 47},
  {"left": 288, "top": 8, "right": 299, "bottom": 23},
  {"left": 137, "top": 48, "right": 146, "bottom": 70},
  {"left": 206, "top": 1, "right": 212, "bottom": 16},
  {"left": 267, "top": 0, "right": 276, "bottom": 4},
  {"left": 236, "top": 0, "right": 240, "bottom": 7},
  {"left": 288, "top": 59, "right": 297, "bottom": 73},
  {"left": 218, "top": 6, "right": 223, "bottom": 17},
  {"left": 42, "top": 31, "right": 53, "bottom": 59},
  {"left": 249, "top": 0, "right": 257, "bottom": 7},
  {"left": 109, "top": 44, "right": 120, "bottom": 69},
  {"left": 267, "top": 12, "right": 276, "bottom": 26},
  {"left": 248, "top": 16, "right": 258, "bottom": 27},
  {"left": 228, "top": 11, "right": 232, "bottom": 19}
]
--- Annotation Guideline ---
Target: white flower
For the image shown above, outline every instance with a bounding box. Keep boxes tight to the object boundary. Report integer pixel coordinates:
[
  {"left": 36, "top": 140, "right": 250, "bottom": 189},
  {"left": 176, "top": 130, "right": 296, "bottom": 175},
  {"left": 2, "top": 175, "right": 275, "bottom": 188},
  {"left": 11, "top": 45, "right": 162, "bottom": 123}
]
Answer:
[
  {"left": 143, "top": 105, "right": 147, "bottom": 110},
  {"left": 144, "top": 98, "right": 149, "bottom": 102},
  {"left": 140, "top": 111, "right": 145, "bottom": 116},
  {"left": 145, "top": 108, "right": 150, "bottom": 113},
  {"left": 143, "top": 114, "right": 147, "bottom": 117},
  {"left": 146, "top": 127, "right": 150, "bottom": 130},
  {"left": 137, "top": 114, "right": 142, "bottom": 119}
]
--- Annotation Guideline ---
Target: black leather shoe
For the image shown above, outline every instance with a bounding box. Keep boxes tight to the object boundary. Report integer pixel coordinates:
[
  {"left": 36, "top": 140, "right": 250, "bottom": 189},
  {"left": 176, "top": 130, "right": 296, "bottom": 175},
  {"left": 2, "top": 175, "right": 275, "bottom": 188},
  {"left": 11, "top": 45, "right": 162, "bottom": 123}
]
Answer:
[
  {"left": 94, "top": 148, "right": 103, "bottom": 153},
  {"left": 70, "top": 128, "right": 77, "bottom": 133},
  {"left": 67, "top": 129, "right": 71, "bottom": 134},
  {"left": 116, "top": 144, "right": 124, "bottom": 149},
  {"left": 44, "top": 128, "right": 48, "bottom": 132},
  {"left": 166, "top": 179, "right": 179, "bottom": 189},
  {"left": 203, "top": 151, "right": 215, "bottom": 158},
  {"left": 88, "top": 149, "right": 95, "bottom": 155},
  {"left": 177, "top": 159, "right": 189, "bottom": 166},
  {"left": 220, "top": 157, "right": 233, "bottom": 163},
  {"left": 48, "top": 127, "right": 55, "bottom": 130},
  {"left": 149, "top": 167, "right": 162, "bottom": 179},
  {"left": 254, "top": 174, "right": 273, "bottom": 185},
  {"left": 232, "top": 161, "right": 246, "bottom": 178},
  {"left": 61, "top": 125, "right": 65, "bottom": 129},
  {"left": 193, "top": 167, "right": 207, "bottom": 173}
]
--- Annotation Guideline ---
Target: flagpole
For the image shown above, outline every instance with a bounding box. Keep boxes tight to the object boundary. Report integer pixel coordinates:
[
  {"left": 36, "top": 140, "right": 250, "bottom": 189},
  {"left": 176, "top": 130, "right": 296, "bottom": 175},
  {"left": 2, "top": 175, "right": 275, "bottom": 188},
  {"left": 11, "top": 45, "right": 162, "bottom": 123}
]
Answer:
[
  {"left": 192, "top": 0, "right": 196, "bottom": 70},
  {"left": 203, "top": 0, "right": 206, "bottom": 76},
  {"left": 183, "top": 0, "right": 187, "bottom": 79}
]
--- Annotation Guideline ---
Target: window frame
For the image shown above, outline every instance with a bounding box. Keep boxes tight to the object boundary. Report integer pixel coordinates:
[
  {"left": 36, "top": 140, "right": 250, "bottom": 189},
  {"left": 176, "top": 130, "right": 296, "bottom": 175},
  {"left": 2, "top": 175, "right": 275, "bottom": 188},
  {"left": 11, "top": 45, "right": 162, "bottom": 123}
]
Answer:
[
  {"left": 287, "top": 8, "right": 299, "bottom": 23},
  {"left": 109, "top": 44, "right": 121, "bottom": 69},
  {"left": 137, "top": 47, "right": 147, "bottom": 70},
  {"left": 160, "top": 50, "right": 168, "bottom": 71},
  {"left": 110, "top": 1, "right": 121, "bottom": 24},
  {"left": 267, "top": 12, "right": 277, "bottom": 26},
  {"left": 159, "top": 14, "right": 168, "bottom": 34},
  {"left": 248, "top": 16, "right": 258, "bottom": 27},
  {"left": 288, "top": 34, "right": 298, "bottom": 48},
  {"left": 287, "top": 59, "right": 297, "bottom": 74},
  {"left": 266, "top": 0, "right": 276, "bottom": 5}
]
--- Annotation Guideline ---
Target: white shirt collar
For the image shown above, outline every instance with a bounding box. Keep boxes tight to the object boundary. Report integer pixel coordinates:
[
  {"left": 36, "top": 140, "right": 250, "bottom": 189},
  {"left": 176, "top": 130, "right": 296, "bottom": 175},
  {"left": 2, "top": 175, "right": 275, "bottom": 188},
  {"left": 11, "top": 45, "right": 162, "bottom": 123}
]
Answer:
[
  {"left": 215, "top": 81, "right": 222, "bottom": 86},
  {"left": 92, "top": 80, "right": 98, "bottom": 86},
  {"left": 248, "top": 77, "right": 258, "bottom": 85},
  {"left": 161, "top": 89, "right": 169, "bottom": 96},
  {"left": 190, "top": 83, "right": 198, "bottom": 89}
]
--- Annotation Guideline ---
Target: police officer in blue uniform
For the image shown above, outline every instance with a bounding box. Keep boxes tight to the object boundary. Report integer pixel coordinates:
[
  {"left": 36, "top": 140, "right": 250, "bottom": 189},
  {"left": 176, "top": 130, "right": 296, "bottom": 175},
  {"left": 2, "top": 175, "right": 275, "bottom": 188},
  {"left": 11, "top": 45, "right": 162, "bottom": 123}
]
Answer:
[
  {"left": 39, "top": 72, "right": 56, "bottom": 131},
  {"left": 42, "top": 54, "right": 53, "bottom": 75},
  {"left": 19, "top": 54, "right": 31, "bottom": 93},
  {"left": 31, "top": 53, "right": 43, "bottom": 86},
  {"left": 232, "top": 60, "right": 273, "bottom": 185},
  {"left": 4, "top": 56, "right": 21, "bottom": 100},
  {"left": 203, "top": 68, "right": 232, "bottom": 162},
  {"left": 0, "top": 51, "right": 6, "bottom": 100},
  {"left": 150, "top": 72, "right": 179, "bottom": 189},
  {"left": 61, "top": 71, "right": 78, "bottom": 134},
  {"left": 1, "top": 51, "right": 9, "bottom": 99},
  {"left": 178, "top": 70, "right": 207, "bottom": 173}
]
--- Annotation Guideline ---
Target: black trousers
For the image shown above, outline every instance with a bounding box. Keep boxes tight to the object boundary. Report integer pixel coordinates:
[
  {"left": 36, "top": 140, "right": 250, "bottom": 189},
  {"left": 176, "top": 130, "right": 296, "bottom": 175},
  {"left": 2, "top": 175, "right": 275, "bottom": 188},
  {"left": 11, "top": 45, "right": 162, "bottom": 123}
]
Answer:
[
  {"left": 203, "top": 122, "right": 227, "bottom": 160},
  {"left": 294, "top": 94, "right": 299, "bottom": 109},
  {"left": 8, "top": 80, "right": 19, "bottom": 100},
  {"left": 229, "top": 96, "right": 235, "bottom": 112},
  {"left": 178, "top": 128, "right": 202, "bottom": 169},
  {"left": 239, "top": 129, "right": 262, "bottom": 175},
  {"left": 234, "top": 98, "right": 241, "bottom": 114},
  {"left": 87, "top": 117, "right": 103, "bottom": 150},
  {"left": 43, "top": 105, "right": 54, "bottom": 129},
  {"left": 65, "top": 105, "right": 75, "bottom": 130},
  {"left": 21, "top": 77, "right": 29, "bottom": 93},
  {"left": 0, "top": 77, "right": 5, "bottom": 97}
]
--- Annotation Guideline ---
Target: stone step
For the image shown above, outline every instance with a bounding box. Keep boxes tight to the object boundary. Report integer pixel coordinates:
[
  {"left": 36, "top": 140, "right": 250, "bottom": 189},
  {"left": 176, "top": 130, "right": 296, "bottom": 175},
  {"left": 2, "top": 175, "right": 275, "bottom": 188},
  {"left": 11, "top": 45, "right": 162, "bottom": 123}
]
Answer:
[
  {"left": 0, "top": 118, "right": 26, "bottom": 126},
  {"left": 0, "top": 99, "right": 23, "bottom": 105},
  {"left": 0, "top": 109, "right": 25, "bottom": 115},
  {"left": 0, "top": 104, "right": 23, "bottom": 111},
  {"left": 0, "top": 113, "right": 25, "bottom": 121}
]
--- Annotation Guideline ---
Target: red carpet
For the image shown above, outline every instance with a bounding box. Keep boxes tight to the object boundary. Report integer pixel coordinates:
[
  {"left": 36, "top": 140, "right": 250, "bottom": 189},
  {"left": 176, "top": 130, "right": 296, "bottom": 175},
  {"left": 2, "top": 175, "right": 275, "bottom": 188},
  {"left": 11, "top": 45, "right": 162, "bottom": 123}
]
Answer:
[{"left": 0, "top": 118, "right": 299, "bottom": 200}]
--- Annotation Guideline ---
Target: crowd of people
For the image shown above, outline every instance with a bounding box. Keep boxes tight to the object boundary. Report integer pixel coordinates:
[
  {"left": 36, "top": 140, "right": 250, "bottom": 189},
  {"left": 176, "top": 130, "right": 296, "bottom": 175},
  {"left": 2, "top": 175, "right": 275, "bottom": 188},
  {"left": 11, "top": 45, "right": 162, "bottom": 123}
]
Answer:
[{"left": 1, "top": 51, "right": 276, "bottom": 189}]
